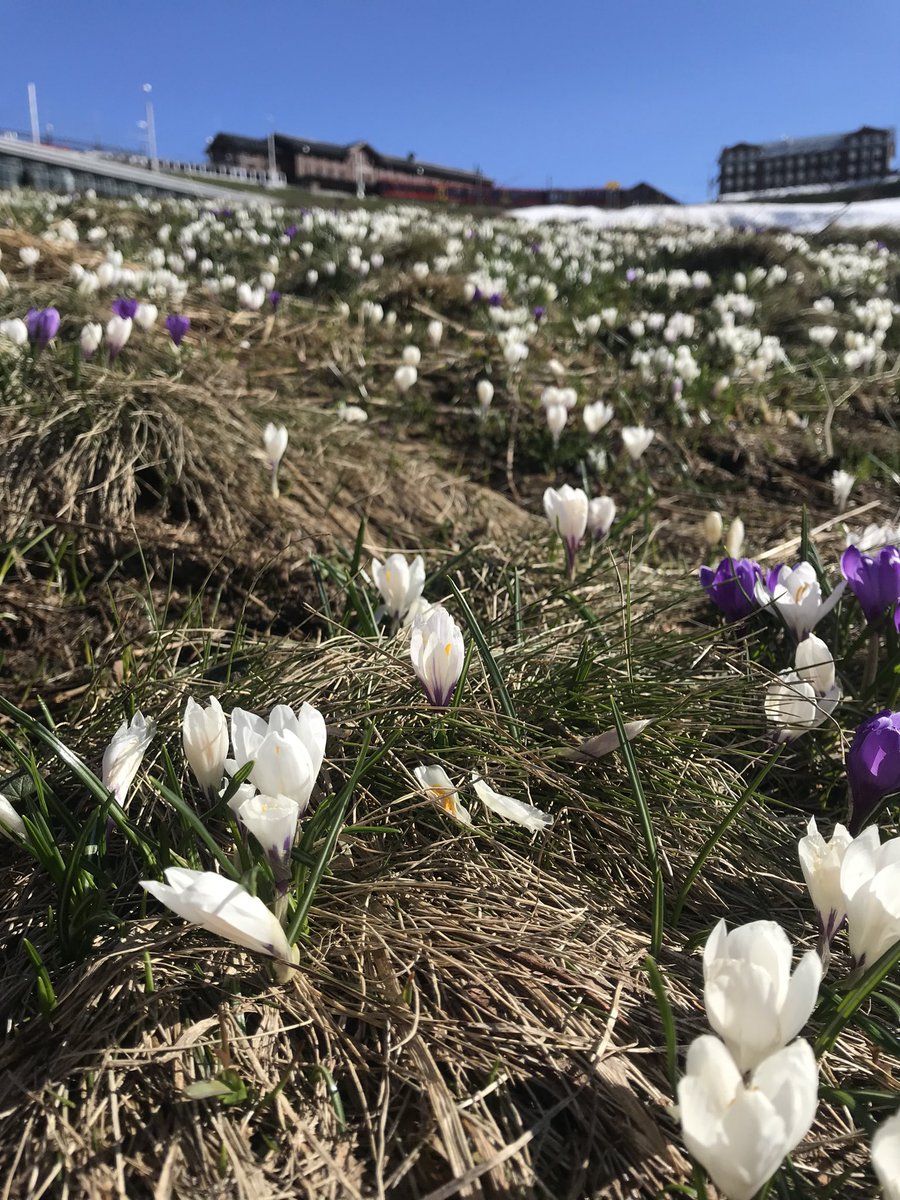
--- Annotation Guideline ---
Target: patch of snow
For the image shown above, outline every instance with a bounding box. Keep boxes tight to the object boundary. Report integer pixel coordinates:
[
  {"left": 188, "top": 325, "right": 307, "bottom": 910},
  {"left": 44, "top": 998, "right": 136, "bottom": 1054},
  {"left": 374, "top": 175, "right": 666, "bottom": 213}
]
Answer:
[{"left": 511, "top": 197, "right": 900, "bottom": 234}]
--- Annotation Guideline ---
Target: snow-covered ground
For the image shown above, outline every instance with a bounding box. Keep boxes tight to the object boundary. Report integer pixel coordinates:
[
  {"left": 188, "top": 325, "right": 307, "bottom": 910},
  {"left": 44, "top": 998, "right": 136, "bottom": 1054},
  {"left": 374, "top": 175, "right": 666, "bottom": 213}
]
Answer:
[{"left": 511, "top": 197, "right": 900, "bottom": 234}]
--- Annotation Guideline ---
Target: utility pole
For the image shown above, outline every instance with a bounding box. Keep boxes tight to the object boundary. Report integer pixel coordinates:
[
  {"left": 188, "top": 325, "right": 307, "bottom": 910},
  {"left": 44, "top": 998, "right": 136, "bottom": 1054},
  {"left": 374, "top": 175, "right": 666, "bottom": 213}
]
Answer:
[
  {"left": 27, "top": 83, "right": 40, "bottom": 144},
  {"left": 268, "top": 131, "right": 278, "bottom": 186},
  {"left": 142, "top": 84, "right": 158, "bottom": 170}
]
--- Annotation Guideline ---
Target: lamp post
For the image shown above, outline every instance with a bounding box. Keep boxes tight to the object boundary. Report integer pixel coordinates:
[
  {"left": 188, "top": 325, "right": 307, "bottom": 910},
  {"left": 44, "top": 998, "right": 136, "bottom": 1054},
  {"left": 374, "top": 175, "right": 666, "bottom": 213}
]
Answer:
[{"left": 142, "top": 83, "right": 158, "bottom": 171}]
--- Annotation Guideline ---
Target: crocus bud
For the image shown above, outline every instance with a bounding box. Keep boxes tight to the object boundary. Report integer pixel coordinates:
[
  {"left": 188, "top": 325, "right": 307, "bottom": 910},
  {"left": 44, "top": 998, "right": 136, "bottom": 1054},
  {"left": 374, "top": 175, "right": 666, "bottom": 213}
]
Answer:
[
  {"left": 621, "top": 425, "right": 654, "bottom": 461},
  {"left": 699, "top": 557, "right": 763, "bottom": 621},
  {"left": 831, "top": 469, "right": 855, "bottom": 511},
  {"left": 234, "top": 792, "right": 301, "bottom": 883},
  {"left": 164, "top": 314, "right": 190, "bottom": 347},
  {"left": 476, "top": 379, "right": 494, "bottom": 412},
  {"left": 0, "top": 794, "right": 26, "bottom": 840},
  {"left": 19, "top": 246, "right": 40, "bottom": 267},
  {"left": 25, "top": 307, "right": 60, "bottom": 351},
  {"left": 141, "top": 867, "right": 299, "bottom": 966},
  {"left": 840, "top": 544, "right": 900, "bottom": 625},
  {"left": 587, "top": 496, "right": 616, "bottom": 540},
  {"left": 111, "top": 297, "right": 139, "bottom": 320},
  {"left": 872, "top": 1110, "right": 900, "bottom": 1200},
  {"left": 703, "top": 511, "right": 723, "bottom": 547},
  {"left": 371, "top": 553, "right": 426, "bottom": 623},
  {"left": 724, "top": 516, "right": 745, "bottom": 559},
  {"left": 401, "top": 345, "right": 421, "bottom": 367},
  {"left": 106, "top": 315, "right": 132, "bottom": 361},
  {"left": 798, "top": 816, "right": 853, "bottom": 946},
  {"left": 678, "top": 1035, "right": 818, "bottom": 1200},
  {"left": 545, "top": 402, "right": 567, "bottom": 446},
  {"left": 102, "top": 710, "right": 156, "bottom": 808},
  {"left": 703, "top": 919, "right": 822, "bottom": 1073},
  {"left": 182, "top": 696, "right": 228, "bottom": 796},
  {"left": 840, "top": 825, "right": 900, "bottom": 966},
  {"left": 80, "top": 322, "right": 102, "bottom": 359},
  {"left": 263, "top": 422, "right": 288, "bottom": 498},
  {"left": 846, "top": 710, "right": 900, "bottom": 832},
  {"left": 409, "top": 605, "right": 465, "bottom": 707},
  {"left": 544, "top": 485, "right": 589, "bottom": 578},
  {"left": 427, "top": 320, "right": 443, "bottom": 347}
]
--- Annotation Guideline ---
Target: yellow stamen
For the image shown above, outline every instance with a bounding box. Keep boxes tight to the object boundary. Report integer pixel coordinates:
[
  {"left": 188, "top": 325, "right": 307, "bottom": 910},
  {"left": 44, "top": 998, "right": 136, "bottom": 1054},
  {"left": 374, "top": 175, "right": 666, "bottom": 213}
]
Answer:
[{"left": 444, "top": 642, "right": 452, "bottom": 656}]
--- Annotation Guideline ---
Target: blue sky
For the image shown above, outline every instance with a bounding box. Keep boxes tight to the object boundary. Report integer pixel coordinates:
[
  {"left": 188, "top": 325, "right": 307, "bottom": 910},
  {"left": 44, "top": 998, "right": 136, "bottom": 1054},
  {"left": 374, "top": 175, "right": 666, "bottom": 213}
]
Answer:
[{"left": 2, "top": 0, "right": 897, "bottom": 202}]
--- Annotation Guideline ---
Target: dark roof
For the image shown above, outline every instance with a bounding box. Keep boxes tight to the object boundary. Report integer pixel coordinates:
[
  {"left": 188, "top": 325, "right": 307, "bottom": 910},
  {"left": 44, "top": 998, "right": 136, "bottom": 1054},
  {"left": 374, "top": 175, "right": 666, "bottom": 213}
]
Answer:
[
  {"left": 721, "top": 126, "right": 894, "bottom": 162},
  {"left": 273, "top": 133, "right": 348, "bottom": 161},
  {"left": 371, "top": 151, "right": 487, "bottom": 184},
  {"left": 207, "top": 132, "right": 268, "bottom": 156}
]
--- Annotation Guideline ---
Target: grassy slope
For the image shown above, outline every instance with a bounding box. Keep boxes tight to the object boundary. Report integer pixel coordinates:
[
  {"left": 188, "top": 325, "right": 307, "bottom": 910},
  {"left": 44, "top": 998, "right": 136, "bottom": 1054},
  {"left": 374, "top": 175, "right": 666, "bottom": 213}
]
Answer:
[{"left": 0, "top": 200, "right": 898, "bottom": 1199}]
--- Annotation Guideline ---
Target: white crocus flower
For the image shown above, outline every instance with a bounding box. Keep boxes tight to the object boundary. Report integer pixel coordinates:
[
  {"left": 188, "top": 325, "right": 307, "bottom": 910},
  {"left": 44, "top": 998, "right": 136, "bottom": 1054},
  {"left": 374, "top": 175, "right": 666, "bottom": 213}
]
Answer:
[
  {"left": 0, "top": 794, "right": 26, "bottom": 839},
  {"left": 106, "top": 315, "right": 132, "bottom": 361},
  {"left": 102, "top": 711, "right": 156, "bottom": 808},
  {"left": 0, "top": 318, "right": 28, "bottom": 346},
  {"left": 401, "top": 345, "right": 421, "bottom": 367},
  {"left": 182, "top": 696, "right": 229, "bottom": 796},
  {"left": 840, "top": 826, "right": 900, "bottom": 968},
  {"left": 798, "top": 817, "right": 853, "bottom": 947},
  {"left": 235, "top": 792, "right": 301, "bottom": 880},
  {"left": 80, "top": 322, "right": 102, "bottom": 359},
  {"left": 394, "top": 364, "right": 417, "bottom": 393},
  {"left": 543, "top": 484, "right": 589, "bottom": 577},
  {"left": 756, "top": 562, "right": 845, "bottom": 640},
  {"left": 19, "top": 246, "right": 40, "bottom": 267},
  {"left": 831, "top": 469, "right": 855, "bottom": 511},
  {"left": 587, "top": 496, "right": 616, "bottom": 540},
  {"left": 545, "top": 402, "right": 567, "bottom": 446},
  {"left": 475, "top": 379, "right": 494, "bottom": 413},
  {"left": 678, "top": 1035, "right": 818, "bottom": 1200},
  {"left": 471, "top": 775, "right": 553, "bottom": 832},
  {"left": 583, "top": 400, "right": 614, "bottom": 434},
  {"left": 764, "top": 636, "right": 841, "bottom": 742},
  {"left": 872, "top": 1110, "right": 900, "bottom": 1200},
  {"left": 226, "top": 703, "right": 326, "bottom": 812},
  {"left": 263, "top": 422, "right": 288, "bottom": 497},
  {"left": 702, "top": 919, "right": 822, "bottom": 1073},
  {"left": 134, "top": 302, "right": 158, "bottom": 330},
  {"left": 427, "top": 319, "right": 443, "bottom": 347},
  {"left": 409, "top": 604, "right": 465, "bottom": 707},
  {"left": 621, "top": 425, "right": 654, "bottom": 461},
  {"left": 371, "top": 553, "right": 426, "bottom": 623},
  {"left": 141, "top": 868, "right": 298, "bottom": 967},
  {"left": 413, "top": 764, "right": 472, "bottom": 826},
  {"left": 237, "top": 283, "right": 265, "bottom": 310}
]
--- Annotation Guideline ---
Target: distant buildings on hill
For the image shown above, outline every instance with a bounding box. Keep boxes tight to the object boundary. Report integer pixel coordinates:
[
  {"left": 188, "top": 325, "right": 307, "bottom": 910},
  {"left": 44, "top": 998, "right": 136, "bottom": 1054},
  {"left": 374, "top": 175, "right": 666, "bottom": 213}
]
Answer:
[
  {"left": 206, "top": 132, "right": 678, "bottom": 209},
  {"left": 718, "top": 126, "right": 897, "bottom": 201}
]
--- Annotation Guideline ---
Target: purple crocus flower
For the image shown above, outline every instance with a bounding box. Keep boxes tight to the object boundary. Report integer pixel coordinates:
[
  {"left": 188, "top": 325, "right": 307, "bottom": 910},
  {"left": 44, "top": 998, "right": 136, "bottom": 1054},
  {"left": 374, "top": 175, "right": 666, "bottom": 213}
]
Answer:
[
  {"left": 841, "top": 544, "right": 900, "bottom": 624},
  {"left": 471, "top": 286, "right": 483, "bottom": 303},
  {"left": 269, "top": 290, "right": 282, "bottom": 312},
  {"left": 284, "top": 224, "right": 298, "bottom": 240},
  {"left": 111, "top": 298, "right": 139, "bottom": 320},
  {"left": 489, "top": 292, "right": 502, "bottom": 307},
  {"left": 625, "top": 268, "right": 638, "bottom": 283},
  {"left": 846, "top": 709, "right": 900, "bottom": 832},
  {"left": 533, "top": 305, "right": 545, "bottom": 321},
  {"left": 25, "top": 307, "right": 60, "bottom": 351},
  {"left": 699, "top": 556, "right": 764, "bottom": 621},
  {"left": 164, "top": 314, "right": 190, "bottom": 346}
]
